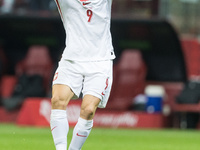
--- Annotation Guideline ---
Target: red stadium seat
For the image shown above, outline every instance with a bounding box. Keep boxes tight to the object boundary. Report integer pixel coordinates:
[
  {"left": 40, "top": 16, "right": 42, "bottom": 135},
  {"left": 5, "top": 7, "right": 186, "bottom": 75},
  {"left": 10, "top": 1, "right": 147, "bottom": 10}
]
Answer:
[
  {"left": 15, "top": 45, "right": 54, "bottom": 92},
  {"left": 181, "top": 38, "right": 200, "bottom": 78},
  {"left": 107, "top": 49, "right": 147, "bottom": 110},
  {"left": 1, "top": 76, "right": 17, "bottom": 98}
]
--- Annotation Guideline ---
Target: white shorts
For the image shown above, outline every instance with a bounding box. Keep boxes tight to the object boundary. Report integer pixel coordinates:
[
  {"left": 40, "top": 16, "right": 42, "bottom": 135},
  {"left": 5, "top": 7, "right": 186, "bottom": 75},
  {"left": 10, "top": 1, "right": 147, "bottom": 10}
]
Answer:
[{"left": 52, "top": 59, "right": 113, "bottom": 108}]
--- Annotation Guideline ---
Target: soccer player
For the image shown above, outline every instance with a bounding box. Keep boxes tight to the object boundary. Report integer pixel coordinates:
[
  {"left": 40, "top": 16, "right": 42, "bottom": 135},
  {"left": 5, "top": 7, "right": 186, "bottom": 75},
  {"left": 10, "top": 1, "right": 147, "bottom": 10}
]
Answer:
[{"left": 50, "top": 0, "right": 115, "bottom": 150}]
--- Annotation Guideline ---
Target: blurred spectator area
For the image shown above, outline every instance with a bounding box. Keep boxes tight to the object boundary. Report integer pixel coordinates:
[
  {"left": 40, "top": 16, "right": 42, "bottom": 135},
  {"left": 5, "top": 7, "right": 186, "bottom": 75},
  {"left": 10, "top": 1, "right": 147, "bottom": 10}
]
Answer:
[
  {"left": 0, "top": 0, "right": 159, "bottom": 16},
  {"left": 1, "top": 0, "right": 200, "bottom": 38},
  {"left": 0, "top": 0, "right": 57, "bottom": 14},
  {"left": 112, "top": 0, "right": 159, "bottom": 18}
]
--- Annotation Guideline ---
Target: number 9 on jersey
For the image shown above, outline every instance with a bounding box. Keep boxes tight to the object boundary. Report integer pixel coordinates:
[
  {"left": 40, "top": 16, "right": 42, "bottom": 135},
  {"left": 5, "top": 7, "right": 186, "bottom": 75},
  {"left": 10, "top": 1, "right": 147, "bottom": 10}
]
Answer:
[{"left": 87, "top": 10, "right": 93, "bottom": 22}]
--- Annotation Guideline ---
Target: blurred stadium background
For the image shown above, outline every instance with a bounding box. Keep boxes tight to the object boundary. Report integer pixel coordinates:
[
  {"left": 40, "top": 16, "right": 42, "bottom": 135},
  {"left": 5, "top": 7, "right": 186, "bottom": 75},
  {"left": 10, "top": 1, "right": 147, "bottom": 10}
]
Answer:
[{"left": 0, "top": 0, "right": 200, "bottom": 149}]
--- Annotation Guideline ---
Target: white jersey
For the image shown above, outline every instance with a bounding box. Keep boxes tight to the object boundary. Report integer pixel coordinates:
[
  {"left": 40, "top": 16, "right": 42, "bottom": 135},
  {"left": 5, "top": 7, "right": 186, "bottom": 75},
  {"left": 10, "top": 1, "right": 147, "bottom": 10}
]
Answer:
[{"left": 55, "top": 0, "right": 115, "bottom": 61}]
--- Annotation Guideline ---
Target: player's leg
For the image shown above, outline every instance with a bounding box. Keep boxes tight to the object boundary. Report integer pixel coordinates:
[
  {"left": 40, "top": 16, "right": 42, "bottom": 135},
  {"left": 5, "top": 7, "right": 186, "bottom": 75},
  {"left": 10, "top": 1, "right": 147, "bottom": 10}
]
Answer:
[
  {"left": 69, "top": 60, "right": 113, "bottom": 150},
  {"left": 50, "top": 84, "right": 74, "bottom": 150},
  {"left": 68, "top": 95, "right": 100, "bottom": 150}
]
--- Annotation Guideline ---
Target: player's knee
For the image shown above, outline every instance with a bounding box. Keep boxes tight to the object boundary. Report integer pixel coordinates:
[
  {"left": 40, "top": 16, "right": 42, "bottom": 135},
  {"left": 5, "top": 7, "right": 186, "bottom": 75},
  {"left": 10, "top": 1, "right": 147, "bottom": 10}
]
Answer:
[
  {"left": 81, "top": 105, "right": 96, "bottom": 118},
  {"left": 51, "top": 95, "right": 67, "bottom": 109}
]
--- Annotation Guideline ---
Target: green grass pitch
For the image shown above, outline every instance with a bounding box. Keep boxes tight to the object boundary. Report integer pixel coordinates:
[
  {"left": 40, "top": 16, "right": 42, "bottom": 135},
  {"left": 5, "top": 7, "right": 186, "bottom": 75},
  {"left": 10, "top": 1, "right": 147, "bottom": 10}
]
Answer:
[{"left": 0, "top": 124, "right": 200, "bottom": 150}]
